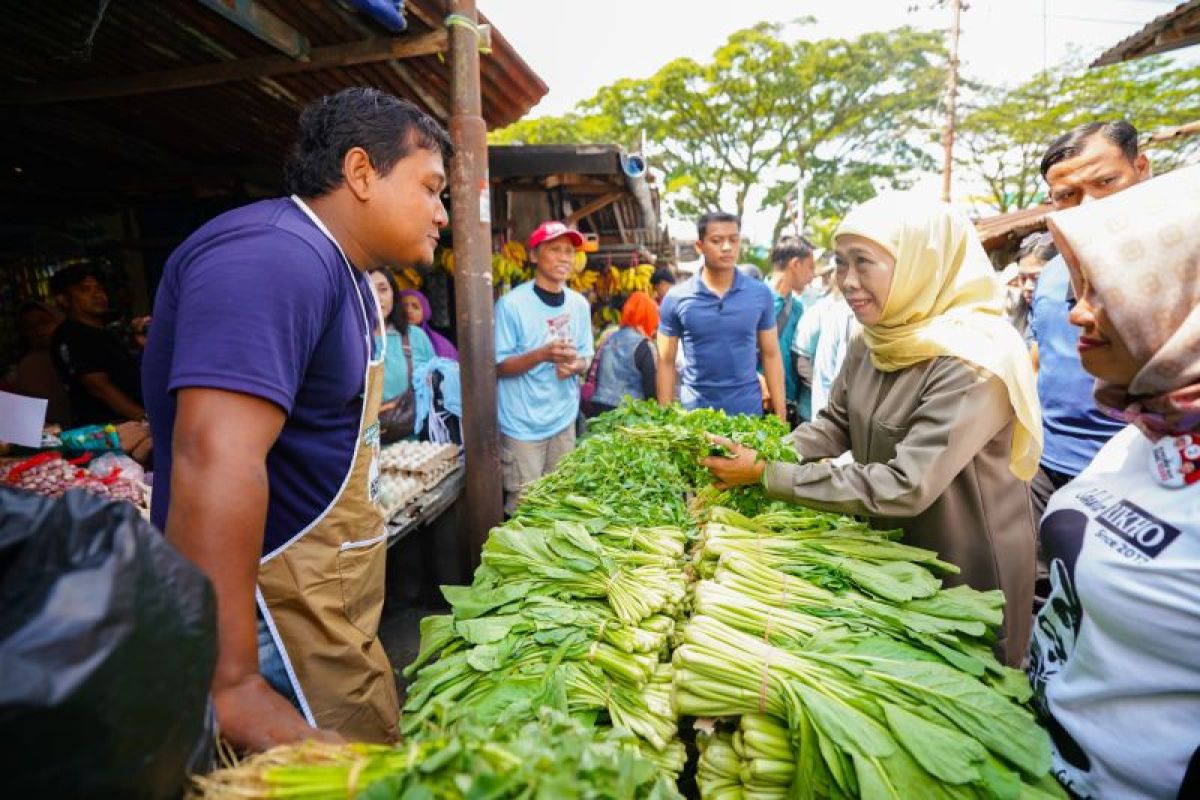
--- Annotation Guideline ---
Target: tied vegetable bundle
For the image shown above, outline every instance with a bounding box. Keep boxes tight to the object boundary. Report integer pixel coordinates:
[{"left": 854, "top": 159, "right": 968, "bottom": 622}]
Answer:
[
  {"left": 677, "top": 507, "right": 1064, "bottom": 799},
  {"left": 402, "top": 511, "right": 690, "bottom": 769},
  {"left": 697, "top": 714, "right": 794, "bottom": 800},
  {"left": 191, "top": 707, "right": 683, "bottom": 800}
]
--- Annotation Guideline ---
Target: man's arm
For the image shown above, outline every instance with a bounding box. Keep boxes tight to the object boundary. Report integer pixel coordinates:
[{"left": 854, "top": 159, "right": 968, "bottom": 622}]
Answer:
[
  {"left": 166, "top": 387, "right": 340, "bottom": 752},
  {"left": 758, "top": 328, "right": 787, "bottom": 422},
  {"left": 795, "top": 352, "right": 815, "bottom": 390},
  {"left": 78, "top": 371, "right": 145, "bottom": 421},
  {"left": 498, "top": 341, "right": 576, "bottom": 378},
  {"left": 655, "top": 333, "right": 679, "bottom": 405}
]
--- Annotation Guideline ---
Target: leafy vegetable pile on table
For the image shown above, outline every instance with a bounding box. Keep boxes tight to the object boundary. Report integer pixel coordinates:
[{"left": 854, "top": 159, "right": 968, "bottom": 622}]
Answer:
[
  {"left": 191, "top": 706, "right": 682, "bottom": 799},
  {"left": 678, "top": 505, "right": 1065, "bottom": 799},
  {"left": 194, "top": 400, "right": 1063, "bottom": 799},
  {"left": 400, "top": 518, "right": 689, "bottom": 768},
  {"left": 586, "top": 400, "right": 799, "bottom": 515},
  {"left": 399, "top": 408, "right": 720, "bottom": 776}
]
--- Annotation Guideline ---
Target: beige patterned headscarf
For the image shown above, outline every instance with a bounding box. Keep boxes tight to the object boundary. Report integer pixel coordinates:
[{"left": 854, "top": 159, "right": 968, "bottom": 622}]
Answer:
[{"left": 1046, "top": 164, "right": 1200, "bottom": 439}]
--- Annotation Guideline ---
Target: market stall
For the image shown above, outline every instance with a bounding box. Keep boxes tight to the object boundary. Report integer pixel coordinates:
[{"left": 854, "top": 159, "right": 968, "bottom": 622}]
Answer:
[{"left": 195, "top": 400, "right": 1067, "bottom": 799}]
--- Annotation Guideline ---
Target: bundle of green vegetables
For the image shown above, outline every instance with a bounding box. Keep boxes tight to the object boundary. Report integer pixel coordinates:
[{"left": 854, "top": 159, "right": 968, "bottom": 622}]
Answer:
[
  {"left": 696, "top": 714, "right": 794, "bottom": 800},
  {"left": 191, "top": 706, "right": 683, "bottom": 800},
  {"left": 401, "top": 514, "right": 690, "bottom": 769},
  {"left": 676, "top": 505, "right": 1063, "bottom": 799},
  {"left": 676, "top": 615, "right": 1063, "bottom": 799}
]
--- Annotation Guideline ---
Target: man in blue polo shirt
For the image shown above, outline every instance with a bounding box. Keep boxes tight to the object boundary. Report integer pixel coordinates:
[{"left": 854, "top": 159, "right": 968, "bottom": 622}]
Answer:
[
  {"left": 1030, "top": 120, "right": 1149, "bottom": 520},
  {"left": 656, "top": 211, "right": 786, "bottom": 420}
]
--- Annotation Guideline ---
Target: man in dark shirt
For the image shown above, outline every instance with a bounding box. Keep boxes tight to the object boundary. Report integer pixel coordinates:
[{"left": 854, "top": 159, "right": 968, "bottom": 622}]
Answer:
[
  {"left": 143, "top": 88, "right": 452, "bottom": 752},
  {"left": 50, "top": 264, "right": 145, "bottom": 424}
]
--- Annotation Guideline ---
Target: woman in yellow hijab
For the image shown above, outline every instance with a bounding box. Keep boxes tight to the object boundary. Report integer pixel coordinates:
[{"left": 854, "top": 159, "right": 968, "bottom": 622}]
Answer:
[{"left": 706, "top": 192, "right": 1043, "bottom": 666}]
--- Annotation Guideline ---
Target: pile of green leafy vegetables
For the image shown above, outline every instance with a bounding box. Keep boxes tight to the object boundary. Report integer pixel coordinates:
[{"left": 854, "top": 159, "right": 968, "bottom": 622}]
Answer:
[
  {"left": 586, "top": 400, "right": 800, "bottom": 516},
  {"left": 192, "top": 706, "right": 682, "bottom": 800},
  {"left": 679, "top": 505, "right": 1065, "bottom": 799},
  {"left": 200, "top": 399, "right": 1064, "bottom": 799}
]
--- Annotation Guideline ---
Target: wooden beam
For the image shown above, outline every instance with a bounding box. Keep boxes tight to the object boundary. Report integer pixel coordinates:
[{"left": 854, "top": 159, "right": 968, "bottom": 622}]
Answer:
[
  {"left": 0, "top": 29, "right": 448, "bottom": 106},
  {"left": 564, "top": 191, "right": 624, "bottom": 226},
  {"left": 198, "top": 0, "right": 310, "bottom": 59}
]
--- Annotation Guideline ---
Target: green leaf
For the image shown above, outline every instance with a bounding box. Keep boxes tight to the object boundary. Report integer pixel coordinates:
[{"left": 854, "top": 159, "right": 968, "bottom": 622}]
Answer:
[
  {"left": 795, "top": 683, "right": 895, "bottom": 758},
  {"left": 455, "top": 614, "right": 524, "bottom": 645},
  {"left": 882, "top": 701, "right": 986, "bottom": 784}
]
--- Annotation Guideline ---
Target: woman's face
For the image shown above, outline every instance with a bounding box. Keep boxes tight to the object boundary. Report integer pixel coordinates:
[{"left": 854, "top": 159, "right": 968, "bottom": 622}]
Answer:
[
  {"left": 401, "top": 294, "right": 424, "bottom": 326},
  {"left": 370, "top": 271, "right": 394, "bottom": 318},
  {"left": 1066, "top": 266, "right": 1140, "bottom": 386},
  {"left": 834, "top": 234, "right": 896, "bottom": 327}
]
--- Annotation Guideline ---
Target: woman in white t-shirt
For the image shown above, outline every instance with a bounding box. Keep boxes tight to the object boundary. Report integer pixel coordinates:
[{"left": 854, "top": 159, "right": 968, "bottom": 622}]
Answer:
[{"left": 1029, "top": 164, "right": 1200, "bottom": 800}]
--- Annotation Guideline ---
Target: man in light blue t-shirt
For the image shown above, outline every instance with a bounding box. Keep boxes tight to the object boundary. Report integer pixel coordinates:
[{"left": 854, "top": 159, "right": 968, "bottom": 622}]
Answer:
[{"left": 495, "top": 221, "right": 594, "bottom": 512}]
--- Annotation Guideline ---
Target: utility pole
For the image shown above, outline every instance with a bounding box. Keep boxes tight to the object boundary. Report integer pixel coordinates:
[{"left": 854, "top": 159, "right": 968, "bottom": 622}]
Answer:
[
  {"left": 448, "top": 0, "right": 503, "bottom": 575},
  {"left": 940, "top": 0, "right": 962, "bottom": 203}
]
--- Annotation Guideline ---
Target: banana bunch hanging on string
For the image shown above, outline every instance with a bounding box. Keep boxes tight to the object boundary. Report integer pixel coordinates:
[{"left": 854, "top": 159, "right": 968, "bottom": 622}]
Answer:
[{"left": 491, "top": 241, "right": 530, "bottom": 288}]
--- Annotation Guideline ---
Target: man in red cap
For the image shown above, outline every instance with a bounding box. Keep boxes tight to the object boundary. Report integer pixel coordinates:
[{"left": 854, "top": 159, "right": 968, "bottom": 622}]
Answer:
[{"left": 494, "top": 221, "right": 594, "bottom": 512}]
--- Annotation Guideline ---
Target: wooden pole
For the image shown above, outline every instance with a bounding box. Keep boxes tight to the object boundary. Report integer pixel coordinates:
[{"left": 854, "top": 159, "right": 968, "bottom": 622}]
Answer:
[
  {"left": 941, "top": 0, "right": 962, "bottom": 204},
  {"left": 448, "top": 0, "right": 502, "bottom": 575}
]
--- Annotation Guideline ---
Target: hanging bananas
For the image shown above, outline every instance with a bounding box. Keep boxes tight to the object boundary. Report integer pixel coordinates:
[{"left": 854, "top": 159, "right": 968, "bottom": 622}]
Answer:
[
  {"left": 491, "top": 240, "right": 531, "bottom": 289},
  {"left": 392, "top": 265, "right": 424, "bottom": 290}
]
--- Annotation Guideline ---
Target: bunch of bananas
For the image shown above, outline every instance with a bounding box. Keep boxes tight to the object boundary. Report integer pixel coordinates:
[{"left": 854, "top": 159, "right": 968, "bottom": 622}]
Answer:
[
  {"left": 392, "top": 265, "right": 424, "bottom": 290},
  {"left": 567, "top": 252, "right": 596, "bottom": 293},
  {"left": 618, "top": 263, "right": 655, "bottom": 294},
  {"left": 492, "top": 241, "right": 530, "bottom": 288},
  {"left": 435, "top": 247, "right": 454, "bottom": 275},
  {"left": 593, "top": 306, "right": 621, "bottom": 328}
]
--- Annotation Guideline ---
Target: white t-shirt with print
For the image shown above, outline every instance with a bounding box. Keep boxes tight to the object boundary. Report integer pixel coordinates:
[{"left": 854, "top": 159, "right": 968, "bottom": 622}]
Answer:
[{"left": 1029, "top": 425, "right": 1200, "bottom": 800}]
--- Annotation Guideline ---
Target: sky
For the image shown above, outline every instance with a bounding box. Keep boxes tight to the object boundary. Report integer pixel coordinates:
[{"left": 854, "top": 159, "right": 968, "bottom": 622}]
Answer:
[{"left": 480, "top": 0, "right": 1195, "bottom": 242}]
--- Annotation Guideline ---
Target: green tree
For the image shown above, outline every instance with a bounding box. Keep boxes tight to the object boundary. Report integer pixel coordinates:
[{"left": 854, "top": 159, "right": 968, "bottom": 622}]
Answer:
[
  {"left": 489, "top": 22, "right": 946, "bottom": 241},
  {"left": 956, "top": 57, "right": 1200, "bottom": 213}
]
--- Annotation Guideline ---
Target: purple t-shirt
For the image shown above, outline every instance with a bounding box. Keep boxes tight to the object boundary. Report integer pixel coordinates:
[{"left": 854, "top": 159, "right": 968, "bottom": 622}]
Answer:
[{"left": 143, "top": 198, "right": 377, "bottom": 555}]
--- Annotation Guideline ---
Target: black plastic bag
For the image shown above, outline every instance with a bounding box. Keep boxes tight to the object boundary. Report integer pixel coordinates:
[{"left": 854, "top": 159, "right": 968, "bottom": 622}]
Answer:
[{"left": 0, "top": 487, "right": 217, "bottom": 798}]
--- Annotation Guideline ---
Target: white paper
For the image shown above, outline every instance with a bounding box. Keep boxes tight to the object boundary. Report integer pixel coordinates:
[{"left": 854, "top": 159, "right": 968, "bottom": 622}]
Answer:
[{"left": 0, "top": 390, "right": 48, "bottom": 448}]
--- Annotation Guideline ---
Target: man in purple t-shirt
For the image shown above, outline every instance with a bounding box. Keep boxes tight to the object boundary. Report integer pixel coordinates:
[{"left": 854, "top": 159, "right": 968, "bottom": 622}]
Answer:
[{"left": 142, "top": 88, "right": 450, "bottom": 750}]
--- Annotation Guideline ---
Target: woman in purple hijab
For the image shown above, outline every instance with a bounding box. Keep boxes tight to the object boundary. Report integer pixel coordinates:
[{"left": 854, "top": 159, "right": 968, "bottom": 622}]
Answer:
[{"left": 398, "top": 289, "right": 459, "bottom": 360}]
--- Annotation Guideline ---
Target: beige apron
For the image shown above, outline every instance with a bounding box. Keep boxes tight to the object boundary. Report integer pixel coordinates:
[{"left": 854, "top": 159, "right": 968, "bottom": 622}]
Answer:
[{"left": 255, "top": 198, "right": 399, "bottom": 743}]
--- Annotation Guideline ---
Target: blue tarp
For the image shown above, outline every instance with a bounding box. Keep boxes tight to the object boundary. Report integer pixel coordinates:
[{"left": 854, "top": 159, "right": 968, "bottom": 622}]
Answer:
[{"left": 342, "top": 0, "right": 407, "bottom": 33}]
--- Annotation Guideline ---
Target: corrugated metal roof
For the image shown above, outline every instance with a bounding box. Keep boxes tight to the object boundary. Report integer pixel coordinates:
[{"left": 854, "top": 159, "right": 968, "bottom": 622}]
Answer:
[
  {"left": 1091, "top": 0, "right": 1200, "bottom": 66},
  {"left": 0, "top": 0, "right": 547, "bottom": 198}
]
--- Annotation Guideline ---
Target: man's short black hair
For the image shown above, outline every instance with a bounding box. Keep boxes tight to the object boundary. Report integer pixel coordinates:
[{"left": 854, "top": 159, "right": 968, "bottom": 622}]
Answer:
[
  {"left": 1039, "top": 120, "right": 1138, "bottom": 178},
  {"left": 696, "top": 211, "right": 741, "bottom": 240},
  {"left": 770, "top": 237, "right": 815, "bottom": 266},
  {"left": 284, "top": 87, "right": 453, "bottom": 198},
  {"left": 651, "top": 269, "right": 676, "bottom": 286},
  {"left": 49, "top": 263, "right": 104, "bottom": 296}
]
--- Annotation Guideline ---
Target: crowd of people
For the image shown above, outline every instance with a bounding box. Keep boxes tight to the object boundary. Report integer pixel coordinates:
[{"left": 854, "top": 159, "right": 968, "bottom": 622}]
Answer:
[{"left": 1, "top": 85, "right": 1196, "bottom": 798}]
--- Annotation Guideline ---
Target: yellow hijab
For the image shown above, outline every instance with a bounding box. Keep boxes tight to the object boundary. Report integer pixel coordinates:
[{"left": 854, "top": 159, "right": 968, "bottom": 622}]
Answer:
[{"left": 835, "top": 192, "right": 1043, "bottom": 481}]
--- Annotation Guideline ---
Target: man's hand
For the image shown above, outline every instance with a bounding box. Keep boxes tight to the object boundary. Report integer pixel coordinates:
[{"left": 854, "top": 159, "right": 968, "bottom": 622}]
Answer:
[
  {"left": 214, "top": 674, "right": 343, "bottom": 752},
  {"left": 555, "top": 356, "right": 585, "bottom": 380},
  {"left": 699, "top": 433, "right": 766, "bottom": 489},
  {"left": 542, "top": 339, "right": 578, "bottom": 365},
  {"left": 116, "top": 420, "right": 153, "bottom": 463}
]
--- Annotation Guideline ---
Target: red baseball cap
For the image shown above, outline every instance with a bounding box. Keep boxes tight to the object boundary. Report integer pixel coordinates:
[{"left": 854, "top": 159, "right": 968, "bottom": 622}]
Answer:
[{"left": 528, "top": 221, "right": 584, "bottom": 250}]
